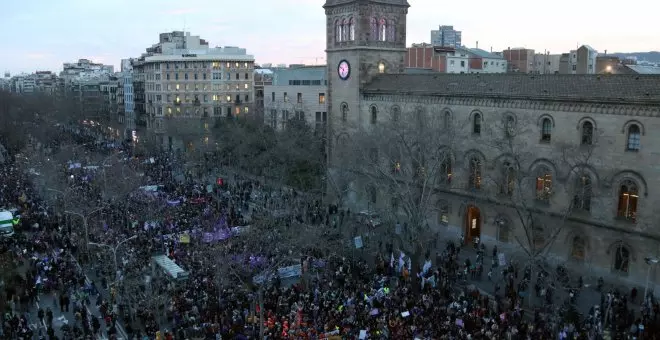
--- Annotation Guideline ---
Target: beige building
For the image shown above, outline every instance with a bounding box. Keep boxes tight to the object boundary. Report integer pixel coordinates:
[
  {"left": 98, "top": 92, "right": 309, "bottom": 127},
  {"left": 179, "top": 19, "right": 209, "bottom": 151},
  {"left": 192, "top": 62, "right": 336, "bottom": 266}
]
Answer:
[
  {"left": 133, "top": 31, "right": 255, "bottom": 151},
  {"left": 532, "top": 53, "right": 561, "bottom": 74},
  {"left": 324, "top": 0, "right": 660, "bottom": 289}
]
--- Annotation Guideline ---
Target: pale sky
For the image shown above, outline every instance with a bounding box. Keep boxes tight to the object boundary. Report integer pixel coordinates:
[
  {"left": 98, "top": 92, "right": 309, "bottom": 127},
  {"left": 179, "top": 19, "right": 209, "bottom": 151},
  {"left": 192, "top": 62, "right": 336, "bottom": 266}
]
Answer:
[{"left": 1, "top": 0, "right": 657, "bottom": 74}]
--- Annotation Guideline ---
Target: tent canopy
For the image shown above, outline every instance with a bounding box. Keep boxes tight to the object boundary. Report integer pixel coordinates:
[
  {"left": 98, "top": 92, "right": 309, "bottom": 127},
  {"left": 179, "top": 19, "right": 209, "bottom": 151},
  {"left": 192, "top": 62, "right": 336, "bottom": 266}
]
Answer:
[{"left": 151, "top": 255, "right": 188, "bottom": 281}]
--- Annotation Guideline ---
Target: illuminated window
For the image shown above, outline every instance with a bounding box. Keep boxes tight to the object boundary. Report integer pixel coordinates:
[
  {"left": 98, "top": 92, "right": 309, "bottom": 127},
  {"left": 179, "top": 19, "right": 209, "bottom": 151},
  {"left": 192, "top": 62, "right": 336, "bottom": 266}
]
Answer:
[
  {"left": 212, "top": 95, "right": 218, "bottom": 101},
  {"left": 226, "top": 62, "right": 230, "bottom": 68},
  {"left": 244, "top": 107, "right": 249, "bottom": 113},
  {"left": 226, "top": 96, "right": 231, "bottom": 102},
  {"left": 175, "top": 84, "right": 180, "bottom": 90},
  {"left": 235, "top": 62, "right": 239, "bottom": 68},
  {"left": 176, "top": 107, "right": 181, "bottom": 113},
  {"left": 535, "top": 168, "right": 552, "bottom": 201},
  {"left": 167, "top": 107, "right": 172, "bottom": 115},
  {"left": 235, "top": 84, "right": 240, "bottom": 90},
  {"left": 617, "top": 180, "right": 638, "bottom": 222},
  {"left": 244, "top": 62, "right": 248, "bottom": 68},
  {"left": 319, "top": 93, "right": 325, "bottom": 104},
  {"left": 438, "top": 200, "right": 449, "bottom": 225},
  {"left": 235, "top": 107, "right": 241, "bottom": 115},
  {"left": 379, "top": 18, "right": 387, "bottom": 41},
  {"left": 441, "top": 156, "right": 452, "bottom": 184},
  {"left": 378, "top": 62, "right": 385, "bottom": 73},
  {"left": 175, "top": 96, "right": 180, "bottom": 103},
  {"left": 392, "top": 161, "right": 401, "bottom": 174},
  {"left": 244, "top": 83, "right": 249, "bottom": 89},
  {"left": 335, "top": 19, "right": 343, "bottom": 42}
]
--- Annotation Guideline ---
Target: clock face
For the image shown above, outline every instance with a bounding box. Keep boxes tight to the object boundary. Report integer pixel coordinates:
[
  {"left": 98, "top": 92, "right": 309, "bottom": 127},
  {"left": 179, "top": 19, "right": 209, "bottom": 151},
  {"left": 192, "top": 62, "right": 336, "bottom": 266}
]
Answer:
[{"left": 337, "top": 60, "right": 350, "bottom": 80}]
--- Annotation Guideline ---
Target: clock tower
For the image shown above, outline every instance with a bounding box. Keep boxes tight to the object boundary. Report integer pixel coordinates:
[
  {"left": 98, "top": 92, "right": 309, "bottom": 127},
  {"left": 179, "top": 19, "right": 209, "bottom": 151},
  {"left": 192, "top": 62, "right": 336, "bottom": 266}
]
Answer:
[{"left": 324, "top": 0, "right": 409, "bottom": 148}]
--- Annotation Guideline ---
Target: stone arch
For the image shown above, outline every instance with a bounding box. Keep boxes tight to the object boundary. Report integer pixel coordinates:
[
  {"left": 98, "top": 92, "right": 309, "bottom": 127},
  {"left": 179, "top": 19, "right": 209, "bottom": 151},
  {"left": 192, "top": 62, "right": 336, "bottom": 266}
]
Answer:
[
  {"left": 537, "top": 113, "right": 556, "bottom": 128},
  {"left": 340, "top": 102, "right": 349, "bottom": 122},
  {"left": 621, "top": 119, "right": 645, "bottom": 135},
  {"left": 566, "top": 163, "right": 601, "bottom": 186},
  {"left": 464, "top": 148, "right": 487, "bottom": 166},
  {"left": 527, "top": 158, "right": 559, "bottom": 177},
  {"left": 369, "top": 104, "right": 378, "bottom": 124},
  {"left": 605, "top": 240, "right": 637, "bottom": 261},
  {"left": 492, "top": 152, "right": 517, "bottom": 169},
  {"left": 576, "top": 116, "right": 597, "bottom": 131},
  {"left": 611, "top": 170, "right": 648, "bottom": 197},
  {"left": 441, "top": 107, "right": 453, "bottom": 129},
  {"left": 468, "top": 109, "right": 483, "bottom": 123}
]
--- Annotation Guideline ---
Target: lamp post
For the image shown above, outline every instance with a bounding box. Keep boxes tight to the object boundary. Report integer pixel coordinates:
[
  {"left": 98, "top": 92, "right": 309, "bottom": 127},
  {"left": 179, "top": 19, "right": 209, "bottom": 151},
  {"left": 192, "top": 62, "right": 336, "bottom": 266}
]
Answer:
[
  {"left": 88, "top": 235, "right": 138, "bottom": 283},
  {"left": 644, "top": 256, "right": 659, "bottom": 305}
]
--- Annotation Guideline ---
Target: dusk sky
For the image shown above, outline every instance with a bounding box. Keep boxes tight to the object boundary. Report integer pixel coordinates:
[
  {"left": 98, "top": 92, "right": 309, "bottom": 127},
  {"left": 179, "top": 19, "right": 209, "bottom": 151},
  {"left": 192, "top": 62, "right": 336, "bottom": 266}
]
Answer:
[{"left": 1, "top": 0, "right": 657, "bottom": 74}]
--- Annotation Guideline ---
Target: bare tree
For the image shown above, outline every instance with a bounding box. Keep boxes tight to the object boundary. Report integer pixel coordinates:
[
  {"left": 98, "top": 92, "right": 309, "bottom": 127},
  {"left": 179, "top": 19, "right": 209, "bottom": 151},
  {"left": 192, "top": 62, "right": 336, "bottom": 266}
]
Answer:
[
  {"left": 474, "top": 113, "right": 601, "bottom": 305},
  {"left": 335, "top": 105, "right": 457, "bottom": 271}
]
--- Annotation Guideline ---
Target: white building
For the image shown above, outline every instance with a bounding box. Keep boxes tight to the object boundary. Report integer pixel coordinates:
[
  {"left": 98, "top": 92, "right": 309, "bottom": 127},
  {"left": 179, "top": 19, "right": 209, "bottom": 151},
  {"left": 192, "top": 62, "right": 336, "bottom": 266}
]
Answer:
[
  {"left": 263, "top": 65, "right": 328, "bottom": 131},
  {"left": 121, "top": 59, "right": 136, "bottom": 137},
  {"left": 460, "top": 48, "right": 508, "bottom": 74},
  {"left": 133, "top": 31, "right": 255, "bottom": 151}
]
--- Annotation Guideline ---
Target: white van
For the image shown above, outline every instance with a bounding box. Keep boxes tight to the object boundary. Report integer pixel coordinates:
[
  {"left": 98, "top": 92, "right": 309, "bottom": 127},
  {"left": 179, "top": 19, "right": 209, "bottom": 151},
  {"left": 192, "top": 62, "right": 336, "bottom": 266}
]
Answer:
[{"left": 0, "top": 210, "right": 15, "bottom": 237}]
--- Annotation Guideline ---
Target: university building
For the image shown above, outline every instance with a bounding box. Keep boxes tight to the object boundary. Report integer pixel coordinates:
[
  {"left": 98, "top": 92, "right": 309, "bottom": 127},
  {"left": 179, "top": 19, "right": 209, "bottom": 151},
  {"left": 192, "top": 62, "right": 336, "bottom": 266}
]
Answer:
[{"left": 323, "top": 0, "right": 660, "bottom": 289}]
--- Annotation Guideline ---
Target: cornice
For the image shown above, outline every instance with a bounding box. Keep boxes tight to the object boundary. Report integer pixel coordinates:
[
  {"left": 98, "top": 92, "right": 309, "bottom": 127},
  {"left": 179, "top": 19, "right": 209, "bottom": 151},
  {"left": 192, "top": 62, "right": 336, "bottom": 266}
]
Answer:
[{"left": 361, "top": 93, "right": 660, "bottom": 117}]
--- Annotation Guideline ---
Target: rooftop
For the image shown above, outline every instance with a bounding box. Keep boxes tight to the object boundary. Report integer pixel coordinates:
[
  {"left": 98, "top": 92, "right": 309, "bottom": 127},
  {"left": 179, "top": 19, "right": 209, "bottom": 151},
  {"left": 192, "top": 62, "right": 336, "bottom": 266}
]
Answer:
[{"left": 362, "top": 74, "right": 660, "bottom": 104}]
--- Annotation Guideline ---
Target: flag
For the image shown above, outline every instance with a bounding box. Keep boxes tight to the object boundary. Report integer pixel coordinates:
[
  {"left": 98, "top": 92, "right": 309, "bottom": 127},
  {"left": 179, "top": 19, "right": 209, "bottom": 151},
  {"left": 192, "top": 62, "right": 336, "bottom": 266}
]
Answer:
[
  {"left": 389, "top": 252, "right": 394, "bottom": 268},
  {"left": 422, "top": 259, "right": 432, "bottom": 275}
]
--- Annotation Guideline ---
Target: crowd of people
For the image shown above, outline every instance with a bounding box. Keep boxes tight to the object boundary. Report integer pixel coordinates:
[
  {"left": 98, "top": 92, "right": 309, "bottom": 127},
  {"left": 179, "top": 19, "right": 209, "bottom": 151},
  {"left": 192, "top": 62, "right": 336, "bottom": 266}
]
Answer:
[{"left": 1, "top": 125, "right": 659, "bottom": 339}]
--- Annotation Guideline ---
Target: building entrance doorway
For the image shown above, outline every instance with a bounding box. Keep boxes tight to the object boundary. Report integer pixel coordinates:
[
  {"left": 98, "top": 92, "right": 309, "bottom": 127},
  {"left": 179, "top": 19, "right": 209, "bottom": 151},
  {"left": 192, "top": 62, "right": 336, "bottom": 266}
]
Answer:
[{"left": 464, "top": 205, "right": 481, "bottom": 244}]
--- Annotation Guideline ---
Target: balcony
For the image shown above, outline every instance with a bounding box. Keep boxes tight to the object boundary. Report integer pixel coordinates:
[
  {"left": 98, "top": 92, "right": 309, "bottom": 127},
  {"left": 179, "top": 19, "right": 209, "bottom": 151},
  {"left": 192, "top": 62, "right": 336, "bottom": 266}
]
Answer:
[
  {"left": 193, "top": 99, "right": 201, "bottom": 106},
  {"left": 174, "top": 100, "right": 181, "bottom": 106}
]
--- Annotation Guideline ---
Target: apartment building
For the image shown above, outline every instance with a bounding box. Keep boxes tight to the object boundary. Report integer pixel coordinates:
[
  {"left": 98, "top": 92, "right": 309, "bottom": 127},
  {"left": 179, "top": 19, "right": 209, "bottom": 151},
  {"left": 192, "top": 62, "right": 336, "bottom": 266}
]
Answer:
[
  {"left": 253, "top": 68, "right": 274, "bottom": 122},
  {"left": 503, "top": 48, "right": 535, "bottom": 73},
  {"left": 532, "top": 53, "right": 561, "bottom": 74},
  {"left": 263, "top": 65, "right": 328, "bottom": 131},
  {"left": 430, "top": 25, "right": 462, "bottom": 47},
  {"left": 132, "top": 31, "right": 255, "bottom": 151},
  {"left": 405, "top": 44, "right": 506, "bottom": 73},
  {"left": 559, "top": 45, "right": 598, "bottom": 74}
]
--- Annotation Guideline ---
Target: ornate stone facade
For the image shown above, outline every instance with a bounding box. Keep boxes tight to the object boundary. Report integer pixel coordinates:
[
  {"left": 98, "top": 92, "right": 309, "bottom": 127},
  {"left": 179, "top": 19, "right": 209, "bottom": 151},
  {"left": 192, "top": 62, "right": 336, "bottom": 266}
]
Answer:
[{"left": 324, "top": 0, "right": 660, "bottom": 288}]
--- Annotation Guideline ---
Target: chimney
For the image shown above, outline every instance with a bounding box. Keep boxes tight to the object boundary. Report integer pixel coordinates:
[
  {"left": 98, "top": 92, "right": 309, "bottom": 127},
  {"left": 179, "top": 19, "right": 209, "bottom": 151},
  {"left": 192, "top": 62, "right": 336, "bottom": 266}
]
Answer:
[
  {"left": 604, "top": 49, "right": 607, "bottom": 55},
  {"left": 476, "top": 41, "right": 479, "bottom": 49}
]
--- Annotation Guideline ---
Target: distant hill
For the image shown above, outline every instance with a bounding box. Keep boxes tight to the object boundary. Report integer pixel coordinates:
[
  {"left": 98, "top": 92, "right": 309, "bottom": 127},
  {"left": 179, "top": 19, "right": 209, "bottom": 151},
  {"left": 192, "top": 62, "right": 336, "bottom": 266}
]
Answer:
[{"left": 609, "top": 51, "right": 660, "bottom": 64}]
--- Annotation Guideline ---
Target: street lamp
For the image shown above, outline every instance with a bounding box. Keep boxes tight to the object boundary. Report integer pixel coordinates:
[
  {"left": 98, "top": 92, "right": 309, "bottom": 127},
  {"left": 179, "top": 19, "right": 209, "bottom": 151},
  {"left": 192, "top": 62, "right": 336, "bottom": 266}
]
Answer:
[
  {"left": 88, "top": 234, "right": 138, "bottom": 283},
  {"left": 644, "top": 256, "right": 659, "bottom": 304}
]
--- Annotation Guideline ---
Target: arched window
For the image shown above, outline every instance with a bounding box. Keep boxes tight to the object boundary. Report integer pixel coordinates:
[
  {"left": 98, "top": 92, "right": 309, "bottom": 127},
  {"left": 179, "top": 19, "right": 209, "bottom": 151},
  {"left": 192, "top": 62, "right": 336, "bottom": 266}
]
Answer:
[
  {"left": 617, "top": 180, "right": 638, "bottom": 222},
  {"left": 541, "top": 118, "right": 552, "bottom": 142},
  {"left": 379, "top": 18, "right": 387, "bottom": 41},
  {"left": 501, "top": 161, "right": 515, "bottom": 196},
  {"left": 387, "top": 19, "right": 396, "bottom": 41},
  {"left": 370, "top": 18, "right": 378, "bottom": 40},
  {"left": 626, "top": 124, "right": 641, "bottom": 151},
  {"left": 505, "top": 115, "right": 516, "bottom": 137},
  {"left": 341, "top": 102, "right": 348, "bottom": 122},
  {"left": 473, "top": 113, "right": 482, "bottom": 134},
  {"left": 391, "top": 106, "right": 400, "bottom": 122},
  {"left": 571, "top": 236, "right": 586, "bottom": 260},
  {"left": 342, "top": 18, "right": 349, "bottom": 41},
  {"left": 370, "top": 106, "right": 378, "bottom": 124},
  {"left": 440, "top": 155, "right": 452, "bottom": 184},
  {"left": 581, "top": 121, "right": 594, "bottom": 145},
  {"left": 348, "top": 18, "right": 355, "bottom": 41},
  {"left": 535, "top": 167, "right": 552, "bottom": 201},
  {"left": 613, "top": 244, "right": 630, "bottom": 273},
  {"left": 468, "top": 157, "right": 482, "bottom": 189},
  {"left": 335, "top": 20, "right": 343, "bottom": 42},
  {"left": 438, "top": 200, "right": 449, "bottom": 225},
  {"left": 573, "top": 174, "right": 592, "bottom": 211},
  {"left": 443, "top": 111, "right": 451, "bottom": 129}
]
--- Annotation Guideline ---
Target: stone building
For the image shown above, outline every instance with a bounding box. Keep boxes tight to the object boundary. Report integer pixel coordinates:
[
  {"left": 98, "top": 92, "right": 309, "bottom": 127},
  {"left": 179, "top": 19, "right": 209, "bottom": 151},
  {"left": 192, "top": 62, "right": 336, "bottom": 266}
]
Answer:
[{"left": 323, "top": 0, "right": 660, "bottom": 288}]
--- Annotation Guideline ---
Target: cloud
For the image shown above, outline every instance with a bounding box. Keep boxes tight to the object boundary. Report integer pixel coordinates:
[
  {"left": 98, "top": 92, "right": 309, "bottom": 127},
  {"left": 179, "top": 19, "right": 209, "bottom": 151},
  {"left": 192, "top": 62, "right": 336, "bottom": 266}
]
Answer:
[
  {"left": 25, "top": 53, "right": 51, "bottom": 60},
  {"left": 163, "top": 8, "right": 197, "bottom": 15}
]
